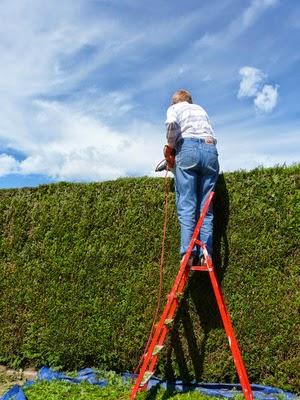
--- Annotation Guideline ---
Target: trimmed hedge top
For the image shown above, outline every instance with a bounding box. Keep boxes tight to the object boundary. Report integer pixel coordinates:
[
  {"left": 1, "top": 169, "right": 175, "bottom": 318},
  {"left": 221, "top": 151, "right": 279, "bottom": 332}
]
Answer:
[{"left": 0, "top": 165, "right": 299, "bottom": 392}]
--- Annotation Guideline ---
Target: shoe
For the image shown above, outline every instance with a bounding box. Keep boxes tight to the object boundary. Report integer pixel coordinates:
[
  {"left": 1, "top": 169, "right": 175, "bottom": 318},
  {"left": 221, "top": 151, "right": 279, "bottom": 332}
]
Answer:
[
  {"left": 181, "top": 254, "right": 194, "bottom": 267},
  {"left": 199, "top": 255, "right": 207, "bottom": 266}
]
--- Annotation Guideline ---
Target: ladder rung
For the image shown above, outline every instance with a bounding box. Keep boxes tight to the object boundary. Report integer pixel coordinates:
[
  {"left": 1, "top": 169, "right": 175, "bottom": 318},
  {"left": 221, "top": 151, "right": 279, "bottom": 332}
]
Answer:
[
  {"left": 152, "top": 345, "right": 164, "bottom": 355},
  {"left": 191, "top": 266, "right": 210, "bottom": 271},
  {"left": 164, "top": 318, "right": 173, "bottom": 327},
  {"left": 167, "top": 293, "right": 177, "bottom": 299},
  {"left": 176, "top": 291, "right": 183, "bottom": 300},
  {"left": 140, "top": 371, "right": 154, "bottom": 387}
]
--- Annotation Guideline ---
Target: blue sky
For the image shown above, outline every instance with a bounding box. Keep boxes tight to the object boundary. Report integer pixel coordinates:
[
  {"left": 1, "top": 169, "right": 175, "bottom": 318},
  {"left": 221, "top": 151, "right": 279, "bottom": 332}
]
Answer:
[{"left": 0, "top": 0, "right": 299, "bottom": 188}]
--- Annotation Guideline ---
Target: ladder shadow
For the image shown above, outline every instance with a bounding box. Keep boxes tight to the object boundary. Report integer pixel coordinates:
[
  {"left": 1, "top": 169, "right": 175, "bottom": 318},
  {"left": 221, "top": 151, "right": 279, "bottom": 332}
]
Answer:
[
  {"left": 213, "top": 173, "right": 230, "bottom": 284},
  {"left": 163, "top": 174, "right": 230, "bottom": 383}
]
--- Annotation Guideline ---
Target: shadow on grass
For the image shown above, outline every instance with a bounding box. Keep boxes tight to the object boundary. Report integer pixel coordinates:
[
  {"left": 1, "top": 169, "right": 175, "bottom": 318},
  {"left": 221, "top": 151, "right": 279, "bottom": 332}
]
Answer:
[{"left": 143, "top": 384, "right": 180, "bottom": 399}]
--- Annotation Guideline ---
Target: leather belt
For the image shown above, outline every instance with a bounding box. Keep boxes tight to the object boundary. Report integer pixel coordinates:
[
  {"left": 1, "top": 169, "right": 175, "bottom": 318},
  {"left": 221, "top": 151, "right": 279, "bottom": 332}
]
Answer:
[{"left": 181, "top": 137, "right": 217, "bottom": 145}]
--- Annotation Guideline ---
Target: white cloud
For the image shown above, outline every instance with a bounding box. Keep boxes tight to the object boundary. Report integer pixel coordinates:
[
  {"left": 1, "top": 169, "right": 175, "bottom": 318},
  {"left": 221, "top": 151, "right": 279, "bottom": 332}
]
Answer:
[
  {"left": 217, "top": 125, "right": 299, "bottom": 172},
  {"left": 196, "top": 0, "right": 278, "bottom": 48},
  {"left": 0, "top": 0, "right": 170, "bottom": 182},
  {"left": 1, "top": 99, "right": 163, "bottom": 181},
  {"left": 1, "top": 0, "right": 234, "bottom": 181},
  {"left": 0, "top": 0, "right": 151, "bottom": 109},
  {"left": 238, "top": 66, "right": 278, "bottom": 113},
  {"left": 0, "top": 154, "right": 19, "bottom": 177},
  {"left": 238, "top": 66, "right": 265, "bottom": 98},
  {"left": 19, "top": 149, "right": 125, "bottom": 181},
  {"left": 0, "top": 0, "right": 295, "bottom": 183},
  {"left": 242, "top": 0, "right": 278, "bottom": 28},
  {"left": 254, "top": 84, "right": 278, "bottom": 112}
]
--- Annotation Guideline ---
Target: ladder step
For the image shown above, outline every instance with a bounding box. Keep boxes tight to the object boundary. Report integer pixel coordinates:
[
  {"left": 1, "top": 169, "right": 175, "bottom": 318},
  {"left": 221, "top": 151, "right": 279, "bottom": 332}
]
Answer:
[
  {"left": 152, "top": 345, "right": 164, "bottom": 356},
  {"left": 140, "top": 371, "right": 154, "bottom": 387},
  {"left": 176, "top": 291, "right": 183, "bottom": 300},
  {"left": 164, "top": 318, "right": 174, "bottom": 327},
  {"left": 191, "top": 266, "right": 210, "bottom": 271}
]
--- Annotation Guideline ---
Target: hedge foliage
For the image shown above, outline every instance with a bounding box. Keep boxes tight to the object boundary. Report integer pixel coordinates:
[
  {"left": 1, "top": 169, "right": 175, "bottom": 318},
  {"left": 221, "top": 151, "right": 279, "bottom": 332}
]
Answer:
[{"left": 0, "top": 165, "right": 299, "bottom": 392}]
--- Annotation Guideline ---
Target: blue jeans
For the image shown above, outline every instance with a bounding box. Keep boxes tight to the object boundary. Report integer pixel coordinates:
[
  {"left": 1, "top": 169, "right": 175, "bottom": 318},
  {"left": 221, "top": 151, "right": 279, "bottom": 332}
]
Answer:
[{"left": 174, "top": 138, "right": 219, "bottom": 257}]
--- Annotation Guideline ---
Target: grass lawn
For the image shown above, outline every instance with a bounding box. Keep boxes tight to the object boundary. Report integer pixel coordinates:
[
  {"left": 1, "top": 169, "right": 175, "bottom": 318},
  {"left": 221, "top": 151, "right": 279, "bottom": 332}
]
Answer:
[
  {"left": 1, "top": 370, "right": 221, "bottom": 400},
  {"left": 24, "top": 380, "right": 221, "bottom": 400}
]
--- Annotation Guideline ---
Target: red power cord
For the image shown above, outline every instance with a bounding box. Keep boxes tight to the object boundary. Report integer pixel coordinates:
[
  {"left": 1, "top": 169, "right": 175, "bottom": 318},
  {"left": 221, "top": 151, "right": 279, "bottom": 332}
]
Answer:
[{"left": 134, "top": 169, "right": 170, "bottom": 374}]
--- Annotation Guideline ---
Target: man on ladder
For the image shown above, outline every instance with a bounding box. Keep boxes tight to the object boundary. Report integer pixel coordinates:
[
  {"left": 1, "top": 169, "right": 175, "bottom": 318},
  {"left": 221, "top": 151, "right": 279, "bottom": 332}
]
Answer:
[
  {"left": 164, "top": 89, "right": 219, "bottom": 266},
  {"left": 130, "top": 90, "right": 253, "bottom": 400}
]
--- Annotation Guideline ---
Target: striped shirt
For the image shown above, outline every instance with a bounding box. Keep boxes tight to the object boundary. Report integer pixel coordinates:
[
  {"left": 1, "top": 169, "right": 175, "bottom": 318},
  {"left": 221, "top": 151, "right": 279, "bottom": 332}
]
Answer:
[{"left": 165, "top": 101, "right": 215, "bottom": 148}]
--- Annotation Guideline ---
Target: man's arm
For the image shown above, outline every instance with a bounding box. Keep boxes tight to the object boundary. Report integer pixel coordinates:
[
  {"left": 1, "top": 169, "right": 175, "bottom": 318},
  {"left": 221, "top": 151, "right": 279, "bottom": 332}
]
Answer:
[
  {"left": 166, "top": 121, "right": 180, "bottom": 149},
  {"left": 165, "top": 106, "right": 180, "bottom": 148}
]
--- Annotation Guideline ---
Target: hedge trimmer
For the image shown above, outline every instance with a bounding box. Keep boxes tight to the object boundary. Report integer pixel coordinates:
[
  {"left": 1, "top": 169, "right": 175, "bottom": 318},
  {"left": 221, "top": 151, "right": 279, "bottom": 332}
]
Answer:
[{"left": 155, "top": 145, "right": 175, "bottom": 172}]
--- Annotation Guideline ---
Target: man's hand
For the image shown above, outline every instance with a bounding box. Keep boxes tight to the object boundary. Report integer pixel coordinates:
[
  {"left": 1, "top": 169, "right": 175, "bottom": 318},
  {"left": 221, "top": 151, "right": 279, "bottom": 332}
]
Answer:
[{"left": 163, "top": 145, "right": 175, "bottom": 170}]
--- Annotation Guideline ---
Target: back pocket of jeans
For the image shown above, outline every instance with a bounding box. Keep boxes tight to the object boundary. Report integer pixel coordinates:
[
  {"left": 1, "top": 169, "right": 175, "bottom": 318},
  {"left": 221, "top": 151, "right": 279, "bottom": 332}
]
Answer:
[
  {"left": 176, "top": 148, "right": 198, "bottom": 169},
  {"left": 203, "top": 143, "right": 218, "bottom": 156}
]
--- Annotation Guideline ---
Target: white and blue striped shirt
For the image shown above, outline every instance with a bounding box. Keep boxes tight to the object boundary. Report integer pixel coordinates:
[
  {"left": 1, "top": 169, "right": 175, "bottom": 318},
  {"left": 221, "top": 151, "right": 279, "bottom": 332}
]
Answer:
[{"left": 165, "top": 101, "right": 215, "bottom": 148}]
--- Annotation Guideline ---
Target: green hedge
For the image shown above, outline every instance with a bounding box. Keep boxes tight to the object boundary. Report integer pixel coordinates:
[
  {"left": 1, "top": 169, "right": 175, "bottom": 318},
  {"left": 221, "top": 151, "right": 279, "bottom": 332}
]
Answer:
[{"left": 0, "top": 165, "right": 299, "bottom": 392}]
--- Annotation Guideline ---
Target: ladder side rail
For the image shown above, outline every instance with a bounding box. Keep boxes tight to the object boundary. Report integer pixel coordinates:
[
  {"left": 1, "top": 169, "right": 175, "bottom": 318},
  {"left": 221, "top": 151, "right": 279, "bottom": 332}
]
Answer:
[
  {"left": 131, "top": 328, "right": 167, "bottom": 395},
  {"left": 181, "top": 191, "right": 215, "bottom": 267},
  {"left": 131, "top": 313, "right": 171, "bottom": 392},
  {"left": 144, "top": 266, "right": 191, "bottom": 379},
  {"left": 139, "top": 263, "right": 187, "bottom": 363},
  {"left": 139, "top": 263, "right": 186, "bottom": 361},
  {"left": 195, "top": 191, "right": 215, "bottom": 234},
  {"left": 145, "top": 188, "right": 214, "bottom": 351},
  {"left": 130, "top": 190, "right": 215, "bottom": 399},
  {"left": 142, "top": 189, "right": 215, "bottom": 368},
  {"left": 208, "top": 266, "right": 253, "bottom": 400},
  {"left": 167, "top": 190, "right": 214, "bottom": 304},
  {"left": 201, "top": 244, "right": 253, "bottom": 400},
  {"left": 131, "top": 264, "right": 191, "bottom": 395},
  {"left": 137, "top": 213, "right": 201, "bottom": 371},
  {"left": 141, "top": 191, "right": 215, "bottom": 383}
]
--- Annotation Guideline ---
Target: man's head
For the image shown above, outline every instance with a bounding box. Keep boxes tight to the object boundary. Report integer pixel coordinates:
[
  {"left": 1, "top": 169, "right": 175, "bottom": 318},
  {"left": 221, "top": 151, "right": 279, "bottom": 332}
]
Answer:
[{"left": 171, "top": 89, "right": 193, "bottom": 105}]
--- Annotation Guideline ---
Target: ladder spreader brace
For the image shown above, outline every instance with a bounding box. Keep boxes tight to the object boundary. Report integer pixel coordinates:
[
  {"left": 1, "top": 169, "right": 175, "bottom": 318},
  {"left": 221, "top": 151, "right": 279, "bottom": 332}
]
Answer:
[{"left": 130, "top": 191, "right": 253, "bottom": 400}]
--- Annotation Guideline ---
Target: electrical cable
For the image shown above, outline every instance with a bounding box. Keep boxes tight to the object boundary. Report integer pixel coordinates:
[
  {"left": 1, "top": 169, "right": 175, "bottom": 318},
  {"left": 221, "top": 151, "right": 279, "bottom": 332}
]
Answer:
[{"left": 134, "top": 169, "right": 170, "bottom": 374}]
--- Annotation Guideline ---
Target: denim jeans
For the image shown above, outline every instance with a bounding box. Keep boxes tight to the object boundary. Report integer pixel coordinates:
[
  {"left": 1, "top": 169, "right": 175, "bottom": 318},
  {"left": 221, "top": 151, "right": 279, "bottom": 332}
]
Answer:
[{"left": 174, "top": 138, "right": 219, "bottom": 257}]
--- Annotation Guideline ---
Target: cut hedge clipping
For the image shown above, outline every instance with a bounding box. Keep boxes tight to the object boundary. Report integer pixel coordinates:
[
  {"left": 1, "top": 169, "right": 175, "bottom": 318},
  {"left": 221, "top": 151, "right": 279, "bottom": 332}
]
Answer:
[{"left": 0, "top": 165, "right": 299, "bottom": 392}]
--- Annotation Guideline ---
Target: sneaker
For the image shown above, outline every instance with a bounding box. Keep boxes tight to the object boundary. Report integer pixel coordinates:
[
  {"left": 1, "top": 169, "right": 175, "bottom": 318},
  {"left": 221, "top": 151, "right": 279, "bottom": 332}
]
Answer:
[
  {"left": 199, "top": 255, "right": 207, "bottom": 266},
  {"left": 181, "top": 254, "right": 194, "bottom": 267}
]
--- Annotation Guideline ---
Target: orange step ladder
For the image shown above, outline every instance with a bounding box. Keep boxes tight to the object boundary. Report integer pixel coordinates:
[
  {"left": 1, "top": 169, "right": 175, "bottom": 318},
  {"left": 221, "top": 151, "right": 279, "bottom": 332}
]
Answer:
[{"left": 130, "top": 191, "right": 253, "bottom": 400}]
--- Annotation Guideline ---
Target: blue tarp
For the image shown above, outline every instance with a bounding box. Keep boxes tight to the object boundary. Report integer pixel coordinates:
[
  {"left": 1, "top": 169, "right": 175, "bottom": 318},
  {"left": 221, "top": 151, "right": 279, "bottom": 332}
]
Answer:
[{"left": 0, "top": 367, "right": 297, "bottom": 400}]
